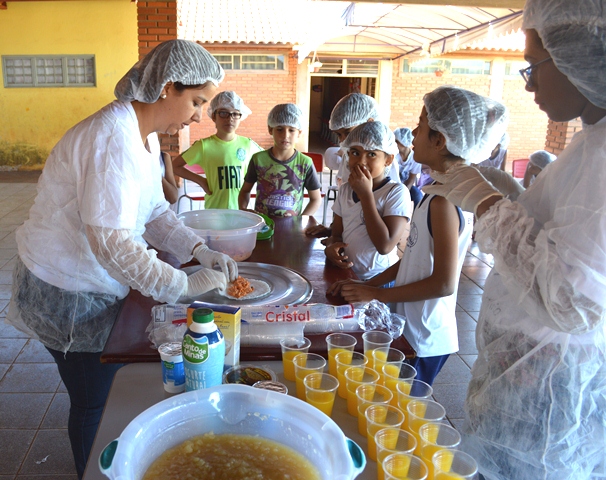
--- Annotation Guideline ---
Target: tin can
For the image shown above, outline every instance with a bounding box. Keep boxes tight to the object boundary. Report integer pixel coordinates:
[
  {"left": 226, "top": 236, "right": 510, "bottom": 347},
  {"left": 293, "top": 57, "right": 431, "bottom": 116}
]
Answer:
[{"left": 158, "top": 342, "right": 185, "bottom": 393}]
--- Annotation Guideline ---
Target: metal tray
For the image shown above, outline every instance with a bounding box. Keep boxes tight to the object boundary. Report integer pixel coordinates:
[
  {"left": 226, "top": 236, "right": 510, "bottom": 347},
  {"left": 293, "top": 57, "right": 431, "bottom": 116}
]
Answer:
[{"left": 181, "top": 262, "right": 313, "bottom": 306}]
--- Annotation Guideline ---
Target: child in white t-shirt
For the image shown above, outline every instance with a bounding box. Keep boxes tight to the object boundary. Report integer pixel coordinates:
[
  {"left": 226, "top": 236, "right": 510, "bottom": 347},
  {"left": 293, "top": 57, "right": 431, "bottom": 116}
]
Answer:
[{"left": 324, "top": 122, "right": 411, "bottom": 281}]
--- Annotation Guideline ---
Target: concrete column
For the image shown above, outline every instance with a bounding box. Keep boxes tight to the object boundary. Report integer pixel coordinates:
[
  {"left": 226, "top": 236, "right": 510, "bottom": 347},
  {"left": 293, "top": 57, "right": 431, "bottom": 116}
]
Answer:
[
  {"left": 376, "top": 60, "right": 394, "bottom": 124},
  {"left": 296, "top": 59, "right": 312, "bottom": 152},
  {"left": 490, "top": 57, "right": 505, "bottom": 101}
]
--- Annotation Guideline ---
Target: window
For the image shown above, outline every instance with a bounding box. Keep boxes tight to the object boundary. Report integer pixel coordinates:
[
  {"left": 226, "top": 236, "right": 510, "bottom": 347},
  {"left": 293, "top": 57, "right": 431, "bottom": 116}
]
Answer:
[
  {"left": 403, "top": 59, "right": 491, "bottom": 75},
  {"left": 314, "top": 57, "right": 379, "bottom": 76},
  {"left": 3, "top": 55, "right": 95, "bottom": 87},
  {"left": 213, "top": 54, "right": 285, "bottom": 71},
  {"left": 505, "top": 61, "right": 529, "bottom": 77}
]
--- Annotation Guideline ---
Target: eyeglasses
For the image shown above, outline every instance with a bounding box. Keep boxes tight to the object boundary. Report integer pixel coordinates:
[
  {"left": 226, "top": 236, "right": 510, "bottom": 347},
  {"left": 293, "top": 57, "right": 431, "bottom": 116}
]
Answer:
[
  {"left": 217, "top": 111, "right": 243, "bottom": 119},
  {"left": 519, "top": 57, "right": 553, "bottom": 87}
]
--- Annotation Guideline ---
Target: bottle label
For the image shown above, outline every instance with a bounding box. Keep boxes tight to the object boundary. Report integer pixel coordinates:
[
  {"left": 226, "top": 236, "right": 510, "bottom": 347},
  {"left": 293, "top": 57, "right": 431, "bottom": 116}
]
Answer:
[{"left": 182, "top": 334, "right": 209, "bottom": 364}]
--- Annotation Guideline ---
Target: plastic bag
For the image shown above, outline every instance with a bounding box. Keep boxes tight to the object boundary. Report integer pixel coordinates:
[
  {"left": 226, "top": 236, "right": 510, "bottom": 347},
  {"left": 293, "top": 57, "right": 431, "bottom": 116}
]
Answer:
[
  {"left": 355, "top": 300, "right": 406, "bottom": 339},
  {"left": 147, "top": 304, "right": 189, "bottom": 348}
]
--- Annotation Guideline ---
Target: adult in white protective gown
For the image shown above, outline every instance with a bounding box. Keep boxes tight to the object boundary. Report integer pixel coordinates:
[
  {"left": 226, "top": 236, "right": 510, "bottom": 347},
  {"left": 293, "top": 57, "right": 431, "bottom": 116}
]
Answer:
[
  {"left": 425, "top": 1, "right": 606, "bottom": 478},
  {"left": 6, "top": 40, "right": 238, "bottom": 478}
]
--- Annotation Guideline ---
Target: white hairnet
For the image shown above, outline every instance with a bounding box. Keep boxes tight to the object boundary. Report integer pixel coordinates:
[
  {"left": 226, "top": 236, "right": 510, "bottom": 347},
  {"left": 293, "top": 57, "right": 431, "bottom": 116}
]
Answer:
[
  {"left": 207, "top": 91, "right": 252, "bottom": 120},
  {"left": 267, "top": 103, "right": 303, "bottom": 130},
  {"left": 529, "top": 149, "right": 556, "bottom": 169},
  {"left": 423, "top": 86, "right": 508, "bottom": 164},
  {"left": 329, "top": 93, "right": 381, "bottom": 131},
  {"left": 115, "top": 39, "right": 225, "bottom": 103},
  {"left": 523, "top": 0, "right": 606, "bottom": 109},
  {"left": 394, "top": 127, "right": 413, "bottom": 147},
  {"left": 342, "top": 121, "right": 398, "bottom": 156}
]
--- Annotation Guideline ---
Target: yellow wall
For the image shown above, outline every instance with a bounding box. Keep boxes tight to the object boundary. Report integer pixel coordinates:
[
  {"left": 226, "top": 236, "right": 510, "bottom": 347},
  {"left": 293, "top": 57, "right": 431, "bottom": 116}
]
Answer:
[{"left": 0, "top": 0, "right": 137, "bottom": 162}]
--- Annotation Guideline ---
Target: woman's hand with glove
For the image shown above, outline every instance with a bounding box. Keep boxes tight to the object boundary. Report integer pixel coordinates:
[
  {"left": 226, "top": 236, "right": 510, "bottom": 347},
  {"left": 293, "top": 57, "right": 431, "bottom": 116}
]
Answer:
[
  {"left": 423, "top": 164, "right": 503, "bottom": 216},
  {"left": 473, "top": 165, "right": 525, "bottom": 200},
  {"left": 181, "top": 267, "right": 227, "bottom": 299},
  {"left": 192, "top": 243, "right": 238, "bottom": 282}
]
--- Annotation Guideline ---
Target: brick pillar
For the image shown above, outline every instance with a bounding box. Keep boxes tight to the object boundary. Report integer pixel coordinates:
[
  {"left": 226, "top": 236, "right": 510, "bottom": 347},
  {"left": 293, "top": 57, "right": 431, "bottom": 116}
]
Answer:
[
  {"left": 545, "top": 118, "right": 582, "bottom": 156},
  {"left": 137, "top": 1, "right": 179, "bottom": 156}
]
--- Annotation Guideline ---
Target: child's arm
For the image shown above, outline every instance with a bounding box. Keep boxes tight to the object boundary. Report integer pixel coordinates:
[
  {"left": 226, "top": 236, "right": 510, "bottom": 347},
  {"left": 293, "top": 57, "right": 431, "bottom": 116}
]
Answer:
[
  {"left": 238, "top": 181, "right": 255, "bottom": 211},
  {"left": 172, "top": 155, "right": 211, "bottom": 194},
  {"left": 301, "top": 189, "right": 322, "bottom": 216},
  {"left": 339, "top": 196, "right": 461, "bottom": 304},
  {"left": 324, "top": 214, "right": 353, "bottom": 269},
  {"left": 327, "top": 260, "right": 401, "bottom": 297},
  {"left": 160, "top": 152, "right": 179, "bottom": 204}
]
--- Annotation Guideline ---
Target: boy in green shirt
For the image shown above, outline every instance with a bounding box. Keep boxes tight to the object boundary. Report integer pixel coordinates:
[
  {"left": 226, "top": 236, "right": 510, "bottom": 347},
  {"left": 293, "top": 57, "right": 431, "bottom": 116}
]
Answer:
[
  {"left": 173, "top": 91, "right": 262, "bottom": 209},
  {"left": 239, "top": 103, "right": 322, "bottom": 217}
]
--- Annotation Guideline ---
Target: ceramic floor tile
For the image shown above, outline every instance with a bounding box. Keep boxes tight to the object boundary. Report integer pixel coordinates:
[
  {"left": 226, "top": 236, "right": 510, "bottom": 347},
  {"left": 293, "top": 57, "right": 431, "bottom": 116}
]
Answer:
[
  {"left": 0, "top": 363, "right": 61, "bottom": 393},
  {"left": 0, "top": 323, "right": 29, "bottom": 339},
  {"left": 0, "top": 393, "right": 53, "bottom": 428},
  {"left": 457, "top": 279, "right": 483, "bottom": 295},
  {"left": 456, "top": 294, "right": 483, "bottom": 313},
  {"left": 0, "top": 258, "right": 16, "bottom": 272},
  {"left": 0, "top": 364, "right": 8, "bottom": 382},
  {"left": 19, "top": 429, "right": 76, "bottom": 476},
  {"left": 460, "top": 355, "right": 478, "bottom": 369},
  {"left": 40, "top": 393, "right": 69, "bottom": 429},
  {"left": 431, "top": 383, "right": 468, "bottom": 420},
  {"left": 457, "top": 330, "right": 479, "bottom": 355},
  {"left": 455, "top": 311, "right": 477, "bottom": 332},
  {"left": 0, "top": 339, "right": 27, "bottom": 363},
  {"left": 0, "top": 285, "right": 11, "bottom": 300},
  {"left": 448, "top": 417, "right": 466, "bottom": 433},
  {"left": 17, "top": 476, "right": 78, "bottom": 480},
  {"left": 0, "top": 271, "right": 12, "bottom": 285},
  {"left": 16, "top": 340, "right": 53, "bottom": 364},
  {"left": 0, "top": 429, "right": 36, "bottom": 474},
  {"left": 0, "top": 249, "right": 17, "bottom": 263},
  {"left": 433, "top": 355, "right": 472, "bottom": 385}
]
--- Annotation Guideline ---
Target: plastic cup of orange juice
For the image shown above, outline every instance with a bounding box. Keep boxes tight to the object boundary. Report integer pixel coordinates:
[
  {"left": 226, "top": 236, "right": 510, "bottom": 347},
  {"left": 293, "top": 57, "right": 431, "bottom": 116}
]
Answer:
[
  {"left": 375, "top": 427, "right": 417, "bottom": 480},
  {"left": 365, "top": 404, "right": 405, "bottom": 462},
  {"left": 382, "top": 452, "right": 428, "bottom": 480},
  {"left": 372, "top": 348, "right": 405, "bottom": 383},
  {"left": 396, "top": 378, "right": 432, "bottom": 412},
  {"left": 280, "top": 337, "right": 311, "bottom": 382},
  {"left": 304, "top": 372, "right": 339, "bottom": 417},
  {"left": 432, "top": 449, "right": 477, "bottom": 480},
  {"left": 344, "top": 366, "right": 380, "bottom": 416},
  {"left": 406, "top": 399, "right": 446, "bottom": 454},
  {"left": 362, "top": 331, "right": 392, "bottom": 369},
  {"left": 335, "top": 350, "right": 367, "bottom": 399},
  {"left": 326, "top": 333, "right": 357, "bottom": 377},
  {"left": 356, "top": 383, "right": 393, "bottom": 436},
  {"left": 293, "top": 352, "right": 326, "bottom": 400},
  {"left": 418, "top": 423, "right": 461, "bottom": 479},
  {"left": 383, "top": 363, "right": 417, "bottom": 407}
]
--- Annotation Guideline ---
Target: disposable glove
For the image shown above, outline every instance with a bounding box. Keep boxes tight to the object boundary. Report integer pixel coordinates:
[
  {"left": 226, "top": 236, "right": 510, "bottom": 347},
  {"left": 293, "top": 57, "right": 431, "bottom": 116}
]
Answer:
[
  {"left": 424, "top": 164, "right": 502, "bottom": 215},
  {"left": 474, "top": 165, "right": 525, "bottom": 200},
  {"left": 182, "top": 267, "right": 227, "bottom": 299},
  {"left": 193, "top": 244, "right": 238, "bottom": 282}
]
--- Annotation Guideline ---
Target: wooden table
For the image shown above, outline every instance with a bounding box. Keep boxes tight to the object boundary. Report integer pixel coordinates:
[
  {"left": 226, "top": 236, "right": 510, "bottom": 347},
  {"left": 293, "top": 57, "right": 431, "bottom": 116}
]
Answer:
[{"left": 101, "top": 215, "right": 414, "bottom": 363}]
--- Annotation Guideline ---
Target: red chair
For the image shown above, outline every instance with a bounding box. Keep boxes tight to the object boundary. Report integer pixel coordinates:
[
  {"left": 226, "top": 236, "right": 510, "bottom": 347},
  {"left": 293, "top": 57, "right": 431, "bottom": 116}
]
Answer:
[
  {"left": 511, "top": 158, "right": 530, "bottom": 179},
  {"left": 176, "top": 164, "right": 205, "bottom": 213}
]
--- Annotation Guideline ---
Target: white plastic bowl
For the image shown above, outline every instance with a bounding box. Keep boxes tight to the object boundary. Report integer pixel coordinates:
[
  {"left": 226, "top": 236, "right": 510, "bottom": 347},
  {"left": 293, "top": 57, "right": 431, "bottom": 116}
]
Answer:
[
  {"left": 178, "top": 209, "right": 265, "bottom": 261},
  {"left": 99, "top": 384, "right": 365, "bottom": 480}
]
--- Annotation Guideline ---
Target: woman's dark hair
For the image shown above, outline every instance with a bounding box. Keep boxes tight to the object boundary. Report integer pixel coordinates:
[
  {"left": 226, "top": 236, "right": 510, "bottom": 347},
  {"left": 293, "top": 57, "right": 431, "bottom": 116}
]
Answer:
[{"left": 172, "top": 82, "right": 204, "bottom": 92}]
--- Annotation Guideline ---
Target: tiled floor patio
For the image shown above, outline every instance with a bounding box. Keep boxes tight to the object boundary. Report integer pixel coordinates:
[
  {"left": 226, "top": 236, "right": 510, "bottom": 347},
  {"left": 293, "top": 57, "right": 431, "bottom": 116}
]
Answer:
[{"left": 0, "top": 166, "right": 493, "bottom": 479}]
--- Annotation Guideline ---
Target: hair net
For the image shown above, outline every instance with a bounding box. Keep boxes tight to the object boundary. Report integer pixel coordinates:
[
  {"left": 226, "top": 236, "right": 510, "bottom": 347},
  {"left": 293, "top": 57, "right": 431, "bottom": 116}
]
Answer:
[
  {"left": 267, "top": 103, "right": 303, "bottom": 130},
  {"left": 115, "top": 39, "right": 225, "bottom": 103},
  {"left": 423, "top": 86, "right": 508, "bottom": 164},
  {"left": 342, "top": 121, "right": 398, "bottom": 156},
  {"left": 207, "top": 91, "right": 252, "bottom": 120},
  {"left": 523, "top": 0, "right": 606, "bottom": 109},
  {"left": 529, "top": 149, "right": 556, "bottom": 169},
  {"left": 329, "top": 93, "right": 381, "bottom": 131},
  {"left": 393, "top": 127, "right": 413, "bottom": 147}
]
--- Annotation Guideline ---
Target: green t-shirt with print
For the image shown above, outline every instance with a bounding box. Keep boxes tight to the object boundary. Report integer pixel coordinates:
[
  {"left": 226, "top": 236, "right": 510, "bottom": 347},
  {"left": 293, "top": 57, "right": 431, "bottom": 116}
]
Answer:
[{"left": 182, "top": 134, "right": 262, "bottom": 209}]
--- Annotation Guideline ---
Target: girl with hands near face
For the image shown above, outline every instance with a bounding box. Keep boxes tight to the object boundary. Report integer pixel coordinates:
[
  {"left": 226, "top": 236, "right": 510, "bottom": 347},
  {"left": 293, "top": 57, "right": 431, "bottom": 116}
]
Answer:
[{"left": 324, "top": 122, "right": 411, "bottom": 281}]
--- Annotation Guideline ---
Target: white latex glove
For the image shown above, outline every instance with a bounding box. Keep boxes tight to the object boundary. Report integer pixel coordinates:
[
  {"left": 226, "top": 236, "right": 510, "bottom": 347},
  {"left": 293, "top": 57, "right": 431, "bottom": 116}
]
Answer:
[
  {"left": 424, "top": 164, "right": 502, "bottom": 215},
  {"left": 182, "top": 267, "right": 227, "bottom": 298},
  {"left": 192, "top": 244, "right": 238, "bottom": 282},
  {"left": 474, "top": 165, "right": 525, "bottom": 201}
]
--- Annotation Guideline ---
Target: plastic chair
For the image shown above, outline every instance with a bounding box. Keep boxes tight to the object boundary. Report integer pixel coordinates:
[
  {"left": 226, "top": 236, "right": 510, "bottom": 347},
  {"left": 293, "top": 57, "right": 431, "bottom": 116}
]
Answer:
[
  {"left": 511, "top": 158, "right": 530, "bottom": 179},
  {"left": 176, "top": 164, "right": 205, "bottom": 213}
]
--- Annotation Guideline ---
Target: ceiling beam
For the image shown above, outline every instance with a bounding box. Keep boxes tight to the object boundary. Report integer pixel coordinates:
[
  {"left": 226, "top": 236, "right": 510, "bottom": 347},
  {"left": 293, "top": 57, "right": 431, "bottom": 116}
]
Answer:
[{"left": 327, "top": 0, "right": 526, "bottom": 8}]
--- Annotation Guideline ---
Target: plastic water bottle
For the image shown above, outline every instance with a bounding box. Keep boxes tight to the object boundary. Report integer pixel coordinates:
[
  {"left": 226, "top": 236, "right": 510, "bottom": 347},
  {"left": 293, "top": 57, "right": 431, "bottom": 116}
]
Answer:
[{"left": 182, "top": 307, "right": 225, "bottom": 391}]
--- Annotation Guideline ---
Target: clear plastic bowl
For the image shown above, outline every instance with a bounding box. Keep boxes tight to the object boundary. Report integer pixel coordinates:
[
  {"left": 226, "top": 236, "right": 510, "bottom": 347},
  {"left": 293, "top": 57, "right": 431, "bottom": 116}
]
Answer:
[
  {"left": 178, "top": 209, "right": 265, "bottom": 261},
  {"left": 99, "top": 384, "right": 365, "bottom": 480}
]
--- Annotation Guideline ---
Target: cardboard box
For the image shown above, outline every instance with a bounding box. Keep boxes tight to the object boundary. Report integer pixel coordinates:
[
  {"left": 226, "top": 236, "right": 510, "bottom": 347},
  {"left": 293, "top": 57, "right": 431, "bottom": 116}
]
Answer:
[{"left": 187, "top": 302, "right": 241, "bottom": 370}]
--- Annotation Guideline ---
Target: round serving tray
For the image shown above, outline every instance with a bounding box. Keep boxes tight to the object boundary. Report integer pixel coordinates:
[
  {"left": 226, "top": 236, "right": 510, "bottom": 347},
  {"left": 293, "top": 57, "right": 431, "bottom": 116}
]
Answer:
[{"left": 181, "top": 262, "right": 313, "bottom": 306}]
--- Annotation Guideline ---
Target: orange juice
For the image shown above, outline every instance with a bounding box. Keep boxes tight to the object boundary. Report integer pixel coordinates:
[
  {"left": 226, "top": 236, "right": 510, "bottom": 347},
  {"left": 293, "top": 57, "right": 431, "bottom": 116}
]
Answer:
[
  {"left": 282, "top": 350, "right": 301, "bottom": 382},
  {"left": 396, "top": 382, "right": 414, "bottom": 410},
  {"left": 372, "top": 349, "right": 388, "bottom": 374},
  {"left": 376, "top": 429, "right": 401, "bottom": 480},
  {"left": 328, "top": 347, "right": 349, "bottom": 377},
  {"left": 383, "top": 453, "right": 411, "bottom": 478},
  {"left": 305, "top": 389, "right": 336, "bottom": 416},
  {"left": 434, "top": 473, "right": 465, "bottom": 480}
]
